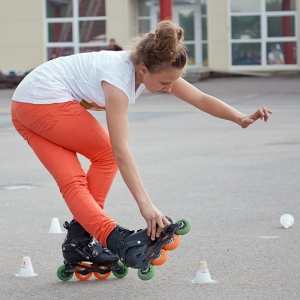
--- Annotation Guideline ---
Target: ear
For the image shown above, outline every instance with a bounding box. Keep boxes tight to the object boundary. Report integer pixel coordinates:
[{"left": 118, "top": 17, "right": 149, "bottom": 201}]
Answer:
[{"left": 139, "top": 64, "right": 148, "bottom": 74}]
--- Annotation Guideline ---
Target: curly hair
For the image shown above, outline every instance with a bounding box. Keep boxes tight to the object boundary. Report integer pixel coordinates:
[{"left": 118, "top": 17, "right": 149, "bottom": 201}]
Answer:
[{"left": 130, "top": 21, "right": 187, "bottom": 73}]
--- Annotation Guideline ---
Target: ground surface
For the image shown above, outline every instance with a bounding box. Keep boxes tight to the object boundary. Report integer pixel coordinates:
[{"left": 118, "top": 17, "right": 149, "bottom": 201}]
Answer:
[{"left": 0, "top": 76, "right": 299, "bottom": 299}]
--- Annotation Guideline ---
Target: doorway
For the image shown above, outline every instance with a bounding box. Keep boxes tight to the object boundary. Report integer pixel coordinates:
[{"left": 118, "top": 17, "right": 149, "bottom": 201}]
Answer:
[{"left": 152, "top": 3, "right": 202, "bottom": 68}]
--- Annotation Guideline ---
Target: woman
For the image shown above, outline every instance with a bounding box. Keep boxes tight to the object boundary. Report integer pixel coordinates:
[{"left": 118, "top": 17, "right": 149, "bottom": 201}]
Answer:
[{"left": 11, "top": 21, "right": 271, "bottom": 267}]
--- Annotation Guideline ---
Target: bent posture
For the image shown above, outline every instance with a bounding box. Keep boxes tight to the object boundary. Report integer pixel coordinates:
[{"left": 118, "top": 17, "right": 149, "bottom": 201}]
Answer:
[{"left": 11, "top": 21, "right": 272, "bottom": 267}]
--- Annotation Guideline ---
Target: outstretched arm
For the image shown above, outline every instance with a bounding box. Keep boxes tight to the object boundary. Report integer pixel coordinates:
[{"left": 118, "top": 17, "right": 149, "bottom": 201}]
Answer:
[{"left": 171, "top": 77, "right": 272, "bottom": 128}]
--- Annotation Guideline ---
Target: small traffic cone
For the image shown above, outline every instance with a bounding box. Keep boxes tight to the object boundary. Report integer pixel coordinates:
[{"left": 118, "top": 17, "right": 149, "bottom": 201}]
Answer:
[
  {"left": 15, "top": 256, "right": 38, "bottom": 277},
  {"left": 48, "top": 218, "right": 63, "bottom": 233},
  {"left": 194, "top": 261, "right": 215, "bottom": 283}
]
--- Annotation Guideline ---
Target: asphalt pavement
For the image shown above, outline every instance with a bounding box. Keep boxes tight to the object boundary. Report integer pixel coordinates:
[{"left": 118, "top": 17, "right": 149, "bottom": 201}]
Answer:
[{"left": 0, "top": 75, "right": 299, "bottom": 300}]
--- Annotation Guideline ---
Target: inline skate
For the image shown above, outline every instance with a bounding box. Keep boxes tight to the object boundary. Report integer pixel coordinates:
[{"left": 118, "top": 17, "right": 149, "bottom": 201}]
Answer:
[
  {"left": 107, "top": 217, "right": 191, "bottom": 280},
  {"left": 57, "top": 220, "right": 128, "bottom": 281}
]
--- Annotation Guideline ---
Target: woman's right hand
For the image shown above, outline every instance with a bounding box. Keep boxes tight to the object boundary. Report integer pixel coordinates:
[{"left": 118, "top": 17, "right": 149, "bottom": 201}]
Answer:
[{"left": 139, "top": 202, "right": 170, "bottom": 241}]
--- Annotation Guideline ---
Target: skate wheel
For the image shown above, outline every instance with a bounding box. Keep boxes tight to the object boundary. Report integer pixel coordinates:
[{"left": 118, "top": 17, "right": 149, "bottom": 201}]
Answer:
[
  {"left": 175, "top": 219, "right": 191, "bottom": 235},
  {"left": 112, "top": 261, "right": 129, "bottom": 278},
  {"left": 75, "top": 263, "right": 92, "bottom": 281},
  {"left": 94, "top": 265, "right": 111, "bottom": 280},
  {"left": 138, "top": 264, "right": 155, "bottom": 281},
  {"left": 57, "top": 265, "right": 73, "bottom": 281},
  {"left": 163, "top": 233, "right": 180, "bottom": 251},
  {"left": 151, "top": 249, "right": 168, "bottom": 266}
]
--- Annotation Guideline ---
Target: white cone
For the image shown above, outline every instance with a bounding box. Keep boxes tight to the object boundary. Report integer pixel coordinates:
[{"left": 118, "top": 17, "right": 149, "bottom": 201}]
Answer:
[
  {"left": 48, "top": 217, "right": 63, "bottom": 233},
  {"left": 15, "top": 256, "right": 38, "bottom": 277},
  {"left": 194, "top": 261, "right": 215, "bottom": 283}
]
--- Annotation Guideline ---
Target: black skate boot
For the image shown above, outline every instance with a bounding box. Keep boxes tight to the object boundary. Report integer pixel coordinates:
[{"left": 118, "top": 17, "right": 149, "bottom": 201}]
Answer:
[
  {"left": 57, "top": 220, "right": 128, "bottom": 281},
  {"left": 62, "top": 220, "right": 118, "bottom": 264},
  {"left": 106, "top": 217, "right": 176, "bottom": 269},
  {"left": 106, "top": 225, "right": 150, "bottom": 268},
  {"left": 106, "top": 217, "right": 191, "bottom": 281}
]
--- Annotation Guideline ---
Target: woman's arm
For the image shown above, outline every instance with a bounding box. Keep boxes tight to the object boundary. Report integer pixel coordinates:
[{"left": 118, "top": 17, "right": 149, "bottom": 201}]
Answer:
[
  {"left": 171, "top": 78, "right": 272, "bottom": 128},
  {"left": 102, "top": 81, "right": 169, "bottom": 240}
]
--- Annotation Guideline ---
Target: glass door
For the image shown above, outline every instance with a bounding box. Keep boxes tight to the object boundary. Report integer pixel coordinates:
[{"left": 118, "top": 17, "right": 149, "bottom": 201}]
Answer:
[
  {"left": 173, "top": 5, "right": 201, "bottom": 68},
  {"left": 151, "top": 3, "right": 202, "bottom": 68}
]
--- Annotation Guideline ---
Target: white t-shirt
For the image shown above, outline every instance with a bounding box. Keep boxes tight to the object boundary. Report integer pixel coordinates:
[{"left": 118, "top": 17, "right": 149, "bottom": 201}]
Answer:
[{"left": 13, "top": 51, "right": 145, "bottom": 107}]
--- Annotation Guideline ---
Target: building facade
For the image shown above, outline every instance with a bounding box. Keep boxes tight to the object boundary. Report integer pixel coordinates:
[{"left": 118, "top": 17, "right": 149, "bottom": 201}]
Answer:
[{"left": 0, "top": 0, "right": 299, "bottom": 75}]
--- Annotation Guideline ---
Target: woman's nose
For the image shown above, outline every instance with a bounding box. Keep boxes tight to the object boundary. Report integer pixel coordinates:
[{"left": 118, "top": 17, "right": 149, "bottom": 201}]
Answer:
[{"left": 161, "top": 84, "right": 172, "bottom": 93}]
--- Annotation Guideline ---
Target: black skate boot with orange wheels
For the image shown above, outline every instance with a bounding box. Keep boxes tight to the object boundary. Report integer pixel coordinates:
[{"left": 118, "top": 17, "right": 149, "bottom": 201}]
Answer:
[
  {"left": 106, "top": 217, "right": 191, "bottom": 280},
  {"left": 56, "top": 220, "right": 128, "bottom": 281}
]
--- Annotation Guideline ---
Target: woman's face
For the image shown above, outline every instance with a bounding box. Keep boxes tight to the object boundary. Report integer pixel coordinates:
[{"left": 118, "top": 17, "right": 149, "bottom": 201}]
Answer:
[{"left": 139, "top": 66, "right": 183, "bottom": 93}]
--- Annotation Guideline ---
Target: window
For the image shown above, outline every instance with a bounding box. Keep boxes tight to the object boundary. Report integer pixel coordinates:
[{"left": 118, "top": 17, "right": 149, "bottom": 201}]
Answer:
[
  {"left": 230, "top": 0, "right": 297, "bottom": 66},
  {"left": 45, "top": 0, "right": 107, "bottom": 60},
  {"left": 201, "top": 0, "right": 208, "bottom": 66},
  {"left": 137, "top": 0, "right": 208, "bottom": 67}
]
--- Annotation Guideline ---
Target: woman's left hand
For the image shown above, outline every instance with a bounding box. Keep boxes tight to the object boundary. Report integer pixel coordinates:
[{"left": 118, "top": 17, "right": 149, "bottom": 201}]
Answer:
[{"left": 240, "top": 107, "right": 273, "bottom": 128}]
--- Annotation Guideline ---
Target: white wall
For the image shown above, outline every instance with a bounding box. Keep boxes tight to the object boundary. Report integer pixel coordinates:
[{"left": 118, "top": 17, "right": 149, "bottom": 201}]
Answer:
[
  {"left": 207, "top": 0, "right": 230, "bottom": 71},
  {"left": 106, "top": 0, "right": 139, "bottom": 50},
  {"left": 0, "top": 0, "right": 44, "bottom": 74}
]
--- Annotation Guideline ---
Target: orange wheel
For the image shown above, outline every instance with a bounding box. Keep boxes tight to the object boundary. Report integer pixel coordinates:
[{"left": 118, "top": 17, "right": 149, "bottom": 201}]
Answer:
[
  {"left": 94, "top": 265, "right": 111, "bottom": 280},
  {"left": 151, "top": 249, "right": 168, "bottom": 266},
  {"left": 75, "top": 263, "right": 93, "bottom": 281},
  {"left": 163, "top": 234, "right": 180, "bottom": 251}
]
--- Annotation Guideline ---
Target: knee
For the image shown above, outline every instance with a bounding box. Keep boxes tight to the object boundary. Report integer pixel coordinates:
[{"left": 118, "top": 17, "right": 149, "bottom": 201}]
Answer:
[
  {"left": 57, "top": 173, "right": 88, "bottom": 198},
  {"left": 90, "top": 147, "right": 117, "bottom": 169}
]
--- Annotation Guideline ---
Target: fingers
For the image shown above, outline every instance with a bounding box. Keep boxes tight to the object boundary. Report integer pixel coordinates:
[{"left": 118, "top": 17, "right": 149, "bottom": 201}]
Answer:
[
  {"left": 151, "top": 219, "right": 157, "bottom": 240},
  {"left": 258, "top": 107, "right": 273, "bottom": 122},
  {"left": 241, "top": 107, "right": 272, "bottom": 128},
  {"left": 155, "top": 215, "right": 170, "bottom": 238},
  {"left": 147, "top": 215, "right": 170, "bottom": 241}
]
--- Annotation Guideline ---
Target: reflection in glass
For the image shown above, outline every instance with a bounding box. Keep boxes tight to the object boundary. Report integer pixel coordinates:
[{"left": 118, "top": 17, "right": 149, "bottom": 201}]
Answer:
[
  {"left": 231, "top": 16, "right": 261, "bottom": 39},
  {"left": 79, "top": 21, "right": 106, "bottom": 43},
  {"left": 202, "top": 43, "right": 208, "bottom": 66},
  {"left": 230, "top": 0, "right": 260, "bottom": 13},
  {"left": 139, "top": 20, "right": 150, "bottom": 34},
  {"left": 267, "top": 42, "right": 297, "bottom": 64},
  {"left": 46, "top": 0, "right": 73, "bottom": 18},
  {"left": 201, "top": 0, "right": 207, "bottom": 15},
  {"left": 47, "top": 47, "right": 74, "bottom": 60},
  {"left": 186, "top": 44, "right": 195, "bottom": 65},
  {"left": 138, "top": 0, "right": 150, "bottom": 16},
  {"left": 202, "top": 17, "right": 207, "bottom": 40},
  {"left": 232, "top": 43, "right": 261, "bottom": 65},
  {"left": 179, "top": 9, "right": 195, "bottom": 41},
  {"left": 79, "top": 0, "right": 105, "bottom": 17},
  {"left": 266, "top": 0, "right": 296, "bottom": 11},
  {"left": 267, "top": 16, "right": 295, "bottom": 37},
  {"left": 80, "top": 46, "right": 107, "bottom": 53},
  {"left": 48, "top": 23, "right": 72, "bottom": 42}
]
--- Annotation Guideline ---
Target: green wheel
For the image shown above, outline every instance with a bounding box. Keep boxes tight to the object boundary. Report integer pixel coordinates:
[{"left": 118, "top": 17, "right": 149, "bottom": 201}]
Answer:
[
  {"left": 138, "top": 265, "right": 155, "bottom": 281},
  {"left": 57, "top": 265, "right": 73, "bottom": 281},
  {"left": 112, "top": 261, "right": 129, "bottom": 278},
  {"left": 175, "top": 219, "right": 191, "bottom": 235}
]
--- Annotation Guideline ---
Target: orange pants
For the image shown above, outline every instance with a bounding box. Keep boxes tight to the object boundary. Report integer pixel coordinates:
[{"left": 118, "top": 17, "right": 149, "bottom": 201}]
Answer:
[{"left": 11, "top": 100, "right": 117, "bottom": 246}]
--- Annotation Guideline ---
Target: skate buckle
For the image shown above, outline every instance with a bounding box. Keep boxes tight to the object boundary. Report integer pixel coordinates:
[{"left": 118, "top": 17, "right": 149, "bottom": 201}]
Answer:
[
  {"left": 88, "top": 240, "right": 96, "bottom": 247},
  {"left": 117, "top": 241, "right": 125, "bottom": 249},
  {"left": 92, "top": 250, "right": 99, "bottom": 257}
]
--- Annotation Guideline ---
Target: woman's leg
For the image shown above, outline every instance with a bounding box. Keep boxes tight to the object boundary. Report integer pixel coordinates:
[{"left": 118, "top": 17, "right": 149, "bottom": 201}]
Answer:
[{"left": 11, "top": 100, "right": 118, "bottom": 245}]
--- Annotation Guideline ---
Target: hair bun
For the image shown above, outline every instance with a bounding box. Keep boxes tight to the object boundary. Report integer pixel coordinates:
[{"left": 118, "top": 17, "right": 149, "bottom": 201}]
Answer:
[
  {"left": 129, "top": 20, "right": 187, "bottom": 73},
  {"left": 154, "top": 21, "right": 184, "bottom": 61}
]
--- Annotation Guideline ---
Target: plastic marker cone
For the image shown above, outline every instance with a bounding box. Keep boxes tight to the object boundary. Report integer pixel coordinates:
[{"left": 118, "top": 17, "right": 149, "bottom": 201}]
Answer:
[
  {"left": 280, "top": 214, "right": 294, "bottom": 229},
  {"left": 15, "top": 256, "right": 38, "bottom": 277},
  {"left": 194, "top": 261, "right": 215, "bottom": 283},
  {"left": 48, "top": 217, "right": 63, "bottom": 233}
]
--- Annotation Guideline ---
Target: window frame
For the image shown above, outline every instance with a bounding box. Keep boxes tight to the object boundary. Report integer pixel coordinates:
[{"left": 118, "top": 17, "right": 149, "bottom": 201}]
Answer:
[
  {"left": 44, "top": 0, "right": 107, "bottom": 59},
  {"left": 229, "top": 0, "right": 298, "bottom": 68}
]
